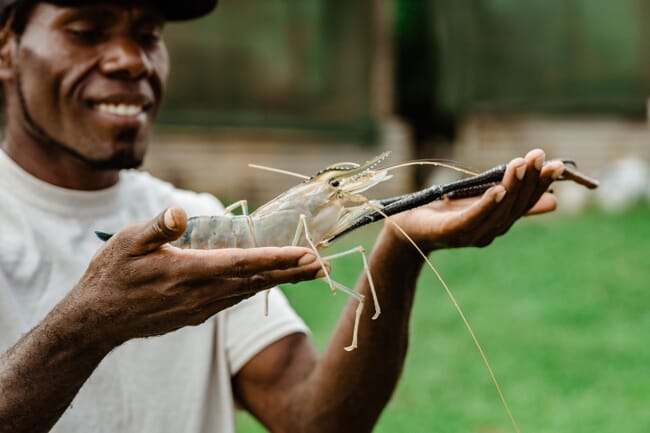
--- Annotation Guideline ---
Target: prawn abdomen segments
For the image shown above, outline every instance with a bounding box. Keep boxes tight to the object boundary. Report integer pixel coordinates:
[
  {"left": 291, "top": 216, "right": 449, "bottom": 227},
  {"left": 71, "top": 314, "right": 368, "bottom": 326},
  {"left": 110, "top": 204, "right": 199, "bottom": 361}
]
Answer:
[{"left": 172, "top": 215, "right": 254, "bottom": 249}]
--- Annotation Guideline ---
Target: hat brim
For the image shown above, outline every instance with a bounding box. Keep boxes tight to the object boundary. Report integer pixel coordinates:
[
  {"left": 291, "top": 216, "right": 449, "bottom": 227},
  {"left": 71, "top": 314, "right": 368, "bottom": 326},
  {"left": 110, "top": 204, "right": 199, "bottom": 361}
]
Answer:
[
  {"left": 2, "top": 0, "right": 218, "bottom": 21},
  {"left": 158, "top": 0, "right": 218, "bottom": 21}
]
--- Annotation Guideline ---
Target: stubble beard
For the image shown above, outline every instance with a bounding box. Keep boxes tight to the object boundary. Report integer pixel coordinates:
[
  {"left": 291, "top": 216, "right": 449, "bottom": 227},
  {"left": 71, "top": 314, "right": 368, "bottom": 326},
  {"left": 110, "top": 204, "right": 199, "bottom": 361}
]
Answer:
[{"left": 15, "top": 75, "right": 147, "bottom": 170}]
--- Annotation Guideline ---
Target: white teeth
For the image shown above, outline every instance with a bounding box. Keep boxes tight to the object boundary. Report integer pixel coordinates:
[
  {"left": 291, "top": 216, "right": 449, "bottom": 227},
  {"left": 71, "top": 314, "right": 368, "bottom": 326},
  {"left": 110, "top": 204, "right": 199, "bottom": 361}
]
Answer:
[{"left": 96, "top": 103, "right": 144, "bottom": 116}]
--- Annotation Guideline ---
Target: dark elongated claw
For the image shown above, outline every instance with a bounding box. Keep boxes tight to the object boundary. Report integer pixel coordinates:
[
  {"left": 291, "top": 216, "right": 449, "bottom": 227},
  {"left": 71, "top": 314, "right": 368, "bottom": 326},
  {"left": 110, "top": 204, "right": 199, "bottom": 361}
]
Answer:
[
  {"left": 327, "top": 159, "right": 598, "bottom": 243},
  {"left": 559, "top": 163, "right": 599, "bottom": 189},
  {"left": 446, "top": 159, "right": 599, "bottom": 199}
]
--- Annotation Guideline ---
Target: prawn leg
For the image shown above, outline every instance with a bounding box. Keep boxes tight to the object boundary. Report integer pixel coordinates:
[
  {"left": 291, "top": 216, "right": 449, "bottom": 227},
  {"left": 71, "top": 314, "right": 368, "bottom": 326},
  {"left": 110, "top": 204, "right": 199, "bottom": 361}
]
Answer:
[
  {"left": 292, "top": 215, "right": 335, "bottom": 292},
  {"left": 295, "top": 215, "right": 370, "bottom": 351},
  {"left": 322, "top": 246, "right": 380, "bottom": 320},
  {"left": 223, "top": 199, "right": 250, "bottom": 216},
  {"left": 325, "top": 279, "right": 365, "bottom": 352}
]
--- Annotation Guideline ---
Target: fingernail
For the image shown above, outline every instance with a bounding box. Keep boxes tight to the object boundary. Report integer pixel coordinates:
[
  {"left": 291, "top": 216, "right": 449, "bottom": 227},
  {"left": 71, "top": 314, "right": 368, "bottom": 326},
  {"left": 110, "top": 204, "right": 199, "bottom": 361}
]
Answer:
[
  {"left": 534, "top": 154, "right": 545, "bottom": 170},
  {"left": 515, "top": 163, "right": 526, "bottom": 181},
  {"left": 495, "top": 188, "right": 506, "bottom": 203},
  {"left": 298, "top": 253, "right": 317, "bottom": 266},
  {"left": 551, "top": 164, "right": 564, "bottom": 180},
  {"left": 164, "top": 209, "right": 177, "bottom": 229}
]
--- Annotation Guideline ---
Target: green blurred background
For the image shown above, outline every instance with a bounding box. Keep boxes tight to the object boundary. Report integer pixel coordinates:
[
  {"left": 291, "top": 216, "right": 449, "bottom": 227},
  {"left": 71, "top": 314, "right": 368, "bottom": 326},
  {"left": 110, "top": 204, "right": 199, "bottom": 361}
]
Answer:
[
  {"left": 160, "top": 0, "right": 650, "bottom": 137},
  {"left": 245, "top": 205, "right": 650, "bottom": 433},
  {"left": 149, "top": 1, "right": 650, "bottom": 432}
]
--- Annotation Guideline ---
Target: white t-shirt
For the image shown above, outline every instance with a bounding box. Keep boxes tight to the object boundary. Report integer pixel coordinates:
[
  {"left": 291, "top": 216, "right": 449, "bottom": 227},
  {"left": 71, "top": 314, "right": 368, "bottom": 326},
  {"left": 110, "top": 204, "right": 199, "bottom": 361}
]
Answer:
[{"left": 0, "top": 150, "right": 308, "bottom": 433}]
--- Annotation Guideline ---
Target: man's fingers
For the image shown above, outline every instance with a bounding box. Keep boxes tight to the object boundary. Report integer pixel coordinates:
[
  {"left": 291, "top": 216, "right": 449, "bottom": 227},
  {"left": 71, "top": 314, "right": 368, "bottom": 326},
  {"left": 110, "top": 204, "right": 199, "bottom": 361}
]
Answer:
[
  {"left": 172, "top": 247, "right": 324, "bottom": 280},
  {"left": 459, "top": 155, "right": 538, "bottom": 246},
  {"left": 183, "top": 259, "right": 324, "bottom": 308},
  {"left": 490, "top": 149, "right": 550, "bottom": 221},
  {"left": 476, "top": 149, "right": 559, "bottom": 240},
  {"left": 448, "top": 185, "right": 505, "bottom": 235},
  {"left": 526, "top": 192, "right": 558, "bottom": 215},
  {"left": 500, "top": 155, "right": 535, "bottom": 218},
  {"left": 462, "top": 184, "right": 504, "bottom": 215},
  {"left": 256, "top": 264, "right": 328, "bottom": 286},
  {"left": 470, "top": 157, "right": 528, "bottom": 234},
  {"left": 124, "top": 207, "right": 188, "bottom": 255}
]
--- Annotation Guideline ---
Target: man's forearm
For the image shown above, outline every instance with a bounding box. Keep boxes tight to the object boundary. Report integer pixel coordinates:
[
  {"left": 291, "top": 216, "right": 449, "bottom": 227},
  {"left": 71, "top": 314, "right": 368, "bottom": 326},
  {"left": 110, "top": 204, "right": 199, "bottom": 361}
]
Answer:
[
  {"left": 295, "top": 226, "right": 425, "bottom": 432},
  {"left": 0, "top": 298, "right": 112, "bottom": 433}
]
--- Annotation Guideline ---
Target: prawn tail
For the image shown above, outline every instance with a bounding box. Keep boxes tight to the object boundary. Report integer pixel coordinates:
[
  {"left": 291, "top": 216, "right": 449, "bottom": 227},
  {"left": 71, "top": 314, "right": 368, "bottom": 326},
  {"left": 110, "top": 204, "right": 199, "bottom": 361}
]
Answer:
[{"left": 95, "top": 231, "right": 114, "bottom": 242}]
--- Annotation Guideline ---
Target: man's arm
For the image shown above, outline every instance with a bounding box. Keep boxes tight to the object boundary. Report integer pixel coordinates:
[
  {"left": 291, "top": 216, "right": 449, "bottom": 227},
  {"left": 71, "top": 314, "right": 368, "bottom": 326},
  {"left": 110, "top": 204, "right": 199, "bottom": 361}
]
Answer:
[
  {"left": 0, "top": 299, "right": 113, "bottom": 433},
  {"left": 233, "top": 149, "right": 565, "bottom": 433},
  {"left": 0, "top": 208, "right": 324, "bottom": 433}
]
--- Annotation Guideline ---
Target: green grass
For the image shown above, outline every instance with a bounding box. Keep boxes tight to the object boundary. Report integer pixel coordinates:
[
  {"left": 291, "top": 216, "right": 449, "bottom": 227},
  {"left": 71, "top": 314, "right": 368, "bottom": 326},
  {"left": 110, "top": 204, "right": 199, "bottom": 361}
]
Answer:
[{"left": 237, "top": 204, "right": 650, "bottom": 433}]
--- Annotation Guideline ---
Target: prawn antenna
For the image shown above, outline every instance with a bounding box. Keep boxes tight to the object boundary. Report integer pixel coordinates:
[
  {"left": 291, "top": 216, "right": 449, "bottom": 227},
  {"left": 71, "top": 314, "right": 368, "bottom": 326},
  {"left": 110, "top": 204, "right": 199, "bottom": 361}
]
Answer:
[
  {"left": 248, "top": 164, "right": 310, "bottom": 180},
  {"left": 384, "top": 159, "right": 479, "bottom": 176},
  {"left": 366, "top": 201, "right": 522, "bottom": 433}
]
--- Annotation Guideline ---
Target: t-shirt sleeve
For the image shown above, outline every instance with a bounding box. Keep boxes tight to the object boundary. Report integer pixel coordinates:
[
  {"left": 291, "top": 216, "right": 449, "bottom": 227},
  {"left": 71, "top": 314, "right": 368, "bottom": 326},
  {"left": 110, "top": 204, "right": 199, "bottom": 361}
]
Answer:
[{"left": 224, "top": 288, "right": 309, "bottom": 375}]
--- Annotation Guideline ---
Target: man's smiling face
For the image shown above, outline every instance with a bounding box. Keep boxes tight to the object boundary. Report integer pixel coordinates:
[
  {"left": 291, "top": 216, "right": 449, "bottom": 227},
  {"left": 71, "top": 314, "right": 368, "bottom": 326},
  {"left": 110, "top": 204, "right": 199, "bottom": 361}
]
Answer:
[{"left": 8, "top": 1, "right": 169, "bottom": 169}]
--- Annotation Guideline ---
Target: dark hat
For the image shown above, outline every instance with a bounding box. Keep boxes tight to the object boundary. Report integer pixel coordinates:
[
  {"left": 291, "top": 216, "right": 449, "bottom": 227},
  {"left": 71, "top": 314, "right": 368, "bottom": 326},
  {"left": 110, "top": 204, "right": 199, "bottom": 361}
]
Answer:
[{"left": 0, "top": 0, "right": 218, "bottom": 21}]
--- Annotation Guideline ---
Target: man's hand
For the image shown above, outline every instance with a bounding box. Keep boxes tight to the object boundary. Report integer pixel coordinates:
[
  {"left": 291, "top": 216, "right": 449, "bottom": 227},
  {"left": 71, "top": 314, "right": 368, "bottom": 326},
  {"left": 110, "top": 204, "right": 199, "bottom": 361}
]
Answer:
[
  {"left": 70, "top": 207, "right": 324, "bottom": 347},
  {"left": 386, "top": 149, "right": 565, "bottom": 252}
]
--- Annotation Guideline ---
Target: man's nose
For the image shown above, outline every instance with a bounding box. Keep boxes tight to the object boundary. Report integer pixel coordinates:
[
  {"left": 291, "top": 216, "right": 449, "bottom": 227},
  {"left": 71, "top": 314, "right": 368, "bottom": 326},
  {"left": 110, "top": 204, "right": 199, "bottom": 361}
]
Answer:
[{"left": 100, "top": 36, "right": 153, "bottom": 80}]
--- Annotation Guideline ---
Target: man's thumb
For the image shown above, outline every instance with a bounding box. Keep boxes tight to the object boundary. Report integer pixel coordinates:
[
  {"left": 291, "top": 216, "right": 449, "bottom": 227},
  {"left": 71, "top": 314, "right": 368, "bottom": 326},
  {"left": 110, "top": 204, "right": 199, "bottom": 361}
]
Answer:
[{"left": 131, "top": 207, "right": 188, "bottom": 254}]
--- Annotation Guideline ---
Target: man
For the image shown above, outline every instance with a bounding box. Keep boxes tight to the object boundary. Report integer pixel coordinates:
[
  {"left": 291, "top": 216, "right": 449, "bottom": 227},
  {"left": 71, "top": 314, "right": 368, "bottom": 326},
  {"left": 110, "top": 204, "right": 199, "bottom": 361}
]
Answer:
[{"left": 0, "top": 1, "right": 565, "bottom": 432}]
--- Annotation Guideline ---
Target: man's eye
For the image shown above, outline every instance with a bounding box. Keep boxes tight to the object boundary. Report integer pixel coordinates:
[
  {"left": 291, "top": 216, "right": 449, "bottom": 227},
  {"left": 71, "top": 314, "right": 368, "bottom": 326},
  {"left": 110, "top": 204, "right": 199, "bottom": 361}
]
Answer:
[
  {"left": 137, "top": 31, "right": 161, "bottom": 47},
  {"left": 67, "top": 28, "right": 104, "bottom": 43}
]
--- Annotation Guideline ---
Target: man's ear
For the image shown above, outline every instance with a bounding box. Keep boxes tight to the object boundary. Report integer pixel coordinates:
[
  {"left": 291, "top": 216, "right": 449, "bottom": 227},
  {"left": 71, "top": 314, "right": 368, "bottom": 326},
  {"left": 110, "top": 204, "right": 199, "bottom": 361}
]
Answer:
[{"left": 0, "top": 35, "right": 15, "bottom": 80}]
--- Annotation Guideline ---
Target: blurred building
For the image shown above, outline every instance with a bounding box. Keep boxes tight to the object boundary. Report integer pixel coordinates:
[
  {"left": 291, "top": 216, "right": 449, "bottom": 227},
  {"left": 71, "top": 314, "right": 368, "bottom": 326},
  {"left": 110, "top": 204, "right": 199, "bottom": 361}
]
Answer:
[
  {"left": 147, "top": 0, "right": 407, "bottom": 203},
  {"left": 145, "top": 0, "right": 650, "bottom": 205}
]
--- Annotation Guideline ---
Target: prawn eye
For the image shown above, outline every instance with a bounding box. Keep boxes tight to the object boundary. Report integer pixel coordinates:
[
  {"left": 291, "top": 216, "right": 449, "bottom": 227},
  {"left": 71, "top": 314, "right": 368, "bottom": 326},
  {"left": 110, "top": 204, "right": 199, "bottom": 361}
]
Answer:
[{"left": 330, "top": 180, "right": 340, "bottom": 188}]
